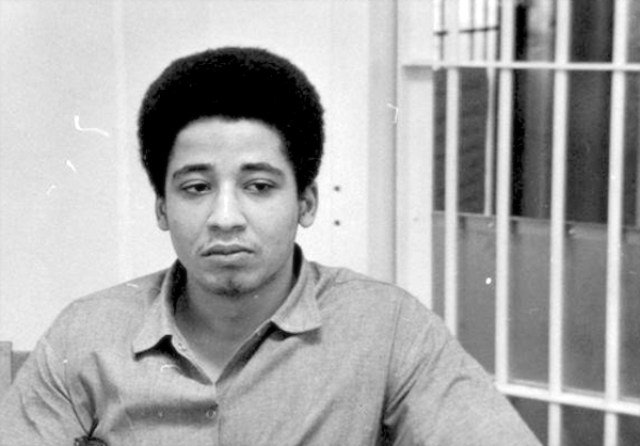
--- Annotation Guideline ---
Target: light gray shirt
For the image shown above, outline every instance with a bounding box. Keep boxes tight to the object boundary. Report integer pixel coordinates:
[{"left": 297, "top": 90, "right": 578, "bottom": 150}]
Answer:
[{"left": 0, "top": 249, "right": 541, "bottom": 445}]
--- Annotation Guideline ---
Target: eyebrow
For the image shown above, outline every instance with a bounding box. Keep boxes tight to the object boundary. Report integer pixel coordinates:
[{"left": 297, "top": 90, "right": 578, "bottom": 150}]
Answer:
[
  {"left": 241, "top": 162, "right": 286, "bottom": 179},
  {"left": 171, "top": 162, "right": 286, "bottom": 180},
  {"left": 171, "top": 163, "right": 212, "bottom": 180}
]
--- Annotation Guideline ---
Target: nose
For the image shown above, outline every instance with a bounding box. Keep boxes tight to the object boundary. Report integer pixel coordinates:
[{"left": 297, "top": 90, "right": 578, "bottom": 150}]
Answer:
[{"left": 206, "top": 186, "right": 247, "bottom": 231}]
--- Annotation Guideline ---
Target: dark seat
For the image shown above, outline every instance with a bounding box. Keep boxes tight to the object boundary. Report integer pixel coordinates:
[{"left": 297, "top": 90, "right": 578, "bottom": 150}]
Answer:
[{"left": 0, "top": 341, "right": 29, "bottom": 400}]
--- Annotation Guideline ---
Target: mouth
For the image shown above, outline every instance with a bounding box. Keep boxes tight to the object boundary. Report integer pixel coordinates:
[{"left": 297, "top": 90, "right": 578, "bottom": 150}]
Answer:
[{"left": 201, "top": 244, "right": 253, "bottom": 257}]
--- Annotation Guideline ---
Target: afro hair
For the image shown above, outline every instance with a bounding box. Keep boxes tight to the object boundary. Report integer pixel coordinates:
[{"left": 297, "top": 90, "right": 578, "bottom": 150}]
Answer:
[{"left": 137, "top": 47, "right": 325, "bottom": 196}]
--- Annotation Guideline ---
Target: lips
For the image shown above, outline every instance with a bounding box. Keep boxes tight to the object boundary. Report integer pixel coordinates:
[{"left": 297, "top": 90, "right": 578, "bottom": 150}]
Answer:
[{"left": 201, "top": 244, "right": 253, "bottom": 257}]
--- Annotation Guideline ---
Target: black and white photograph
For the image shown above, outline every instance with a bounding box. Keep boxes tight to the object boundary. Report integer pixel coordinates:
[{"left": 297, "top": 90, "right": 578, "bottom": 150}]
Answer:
[{"left": 0, "top": 1, "right": 638, "bottom": 445}]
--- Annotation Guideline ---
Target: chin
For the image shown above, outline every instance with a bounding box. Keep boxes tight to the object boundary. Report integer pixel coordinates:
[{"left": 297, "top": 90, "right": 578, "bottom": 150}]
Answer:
[
  {"left": 204, "top": 272, "right": 261, "bottom": 299},
  {"left": 212, "top": 283, "right": 245, "bottom": 298},
  {"left": 192, "top": 263, "right": 284, "bottom": 300}
]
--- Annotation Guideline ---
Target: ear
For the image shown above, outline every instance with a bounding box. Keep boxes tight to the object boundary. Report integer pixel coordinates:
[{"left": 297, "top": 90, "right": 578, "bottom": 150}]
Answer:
[
  {"left": 155, "top": 196, "right": 169, "bottom": 231},
  {"left": 298, "top": 183, "right": 318, "bottom": 228}
]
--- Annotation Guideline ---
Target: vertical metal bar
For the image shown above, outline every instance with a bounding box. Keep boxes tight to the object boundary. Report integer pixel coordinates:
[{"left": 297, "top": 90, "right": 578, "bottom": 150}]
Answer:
[
  {"left": 444, "top": 0, "right": 461, "bottom": 335},
  {"left": 547, "top": 1, "right": 572, "bottom": 444},
  {"left": 548, "top": 1, "right": 571, "bottom": 445},
  {"left": 474, "top": 0, "right": 486, "bottom": 61},
  {"left": 605, "top": 67, "right": 624, "bottom": 446},
  {"left": 494, "top": 0, "right": 515, "bottom": 387},
  {"left": 604, "top": 1, "right": 629, "bottom": 445},
  {"left": 483, "top": 0, "right": 499, "bottom": 215}
]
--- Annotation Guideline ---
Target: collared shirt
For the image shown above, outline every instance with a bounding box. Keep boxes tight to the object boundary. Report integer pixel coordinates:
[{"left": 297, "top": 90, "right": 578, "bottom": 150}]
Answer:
[{"left": 0, "top": 249, "right": 541, "bottom": 445}]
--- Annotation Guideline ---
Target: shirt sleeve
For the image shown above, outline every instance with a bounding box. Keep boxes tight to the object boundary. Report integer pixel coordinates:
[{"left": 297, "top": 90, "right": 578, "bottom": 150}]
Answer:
[
  {"left": 0, "top": 333, "right": 88, "bottom": 445},
  {"left": 383, "top": 296, "right": 543, "bottom": 446}
]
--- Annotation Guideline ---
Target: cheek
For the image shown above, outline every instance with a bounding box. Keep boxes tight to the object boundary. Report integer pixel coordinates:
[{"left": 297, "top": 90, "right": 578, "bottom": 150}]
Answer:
[
  {"left": 166, "top": 205, "right": 203, "bottom": 240},
  {"left": 274, "top": 216, "right": 301, "bottom": 246},
  {"left": 253, "top": 206, "right": 299, "bottom": 241}
]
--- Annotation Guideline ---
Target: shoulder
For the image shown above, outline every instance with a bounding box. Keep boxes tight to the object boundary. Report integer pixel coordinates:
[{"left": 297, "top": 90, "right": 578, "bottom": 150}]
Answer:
[
  {"left": 309, "top": 261, "right": 408, "bottom": 299},
  {"left": 307, "top": 261, "right": 442, "bottom": 334},
  {"left": 65, "top": 268, "right": 167, "bottom": 313},
  {"left": 304, "top": 261, "right": 457, "bottom": 383},
  {"left": 309, "top": 261, "right": 427, "bottom": 308},
  {"left": 43, "top": 268, "right": 170, "bottom": 348}
]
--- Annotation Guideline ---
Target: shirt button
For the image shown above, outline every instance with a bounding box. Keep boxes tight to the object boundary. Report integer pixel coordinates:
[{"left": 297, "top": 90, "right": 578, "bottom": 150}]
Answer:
[{"left": 205, "top": 405, "right": 218, "bottom": 419}]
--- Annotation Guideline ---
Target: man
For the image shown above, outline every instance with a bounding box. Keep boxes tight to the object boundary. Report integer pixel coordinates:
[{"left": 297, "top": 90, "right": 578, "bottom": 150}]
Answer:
[{"left": 0, "top": 47, "right": 541, "bottom": 445}]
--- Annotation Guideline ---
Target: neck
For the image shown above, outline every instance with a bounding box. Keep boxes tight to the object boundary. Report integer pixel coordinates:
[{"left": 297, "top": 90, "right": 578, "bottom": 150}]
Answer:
[{"left": 178, "top": 259, "right": 296, "bottom": 344}]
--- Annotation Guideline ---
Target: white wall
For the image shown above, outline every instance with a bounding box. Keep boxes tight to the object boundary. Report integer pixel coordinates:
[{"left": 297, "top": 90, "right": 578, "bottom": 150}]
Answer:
[{"left": 0, "top": 0, "right": 379, "bottom": 350}]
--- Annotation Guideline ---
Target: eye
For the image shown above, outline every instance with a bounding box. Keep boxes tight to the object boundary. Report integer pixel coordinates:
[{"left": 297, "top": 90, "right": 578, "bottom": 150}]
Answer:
[
  {"left": 181, "top": 182, "right": 210, "bottom": 195},
  {"left": 246, "top": 181, "right": 275, "bottom": 194}
]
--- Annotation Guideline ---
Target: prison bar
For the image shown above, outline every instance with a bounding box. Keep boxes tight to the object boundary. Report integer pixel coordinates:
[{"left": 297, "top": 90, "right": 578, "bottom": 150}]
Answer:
[
  {"left": 604, "top": 1, "right": 631, "bottom": 445},
  {"left": 547, "top": 0, "right": 572, "bottom": 443},
  {"left": 444, "top": 0, "right": 462, "bottom": 336},
  {"left": 494, "top": 0, "right": 515, "bottom": 392},
  {"left": 482, "top": 0, "right": 498, "bottom": 216},
  {"left": 405, "top": 60, "right": 640, "bottom": 73},
  {"left": 498, "top": 382, "right": 640, "bottom": 417}
]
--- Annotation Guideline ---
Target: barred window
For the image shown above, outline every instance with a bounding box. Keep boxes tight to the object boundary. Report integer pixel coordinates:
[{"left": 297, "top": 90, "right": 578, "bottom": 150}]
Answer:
[{"left": 396, "top": 1, "right": 640, "bottom": 444}]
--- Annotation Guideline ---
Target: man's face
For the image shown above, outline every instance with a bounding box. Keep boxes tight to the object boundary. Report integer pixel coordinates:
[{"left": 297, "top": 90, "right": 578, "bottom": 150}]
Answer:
[{"left": 156, "top": 117, "right": 317, "bottom": 300}]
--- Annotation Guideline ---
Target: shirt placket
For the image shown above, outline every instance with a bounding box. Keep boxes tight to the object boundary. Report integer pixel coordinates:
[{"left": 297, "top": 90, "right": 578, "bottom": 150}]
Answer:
[
  {"left": 211, "top": 324, "right": 274, "bottom": 445},
  {"left": 171, "top": 337, "right": 223, "bottom": 445}
]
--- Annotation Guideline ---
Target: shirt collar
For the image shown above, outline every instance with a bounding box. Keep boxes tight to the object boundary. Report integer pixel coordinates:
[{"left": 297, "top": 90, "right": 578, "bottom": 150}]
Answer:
[
  {"left": 270, "top": 245, "right": 322, "bottom": 334},
  {"left": 132, "top": 261, "right": 185, "bottom": 354},
  {"left": 132, "top": 245, "right": 321, "bottom": 354}
]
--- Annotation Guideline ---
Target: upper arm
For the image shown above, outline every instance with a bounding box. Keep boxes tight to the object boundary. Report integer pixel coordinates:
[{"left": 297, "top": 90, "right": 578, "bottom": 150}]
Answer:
[
  {"left": 0, "top": 335, "right": 88, "bottom": 445},
  {"left": 383, "top": 297, "right": 542, "bottom": 446}
]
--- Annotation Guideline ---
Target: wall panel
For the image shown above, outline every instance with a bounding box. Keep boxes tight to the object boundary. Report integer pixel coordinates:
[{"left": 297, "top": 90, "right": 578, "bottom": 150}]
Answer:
[{"left": 0, "top": 0, "right": 374, "bottom": 349}]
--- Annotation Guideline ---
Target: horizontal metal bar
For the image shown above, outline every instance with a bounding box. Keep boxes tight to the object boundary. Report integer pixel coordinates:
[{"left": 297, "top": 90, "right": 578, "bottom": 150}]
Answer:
[
  {"left": 434, "top": 25, "right": 499, "bottom": 36},
  {"left": 403, "top": 59, "right": 640, "bottom": 72},
  {"left": 497, "top": 383, "right": 640, "bottom": 417}
]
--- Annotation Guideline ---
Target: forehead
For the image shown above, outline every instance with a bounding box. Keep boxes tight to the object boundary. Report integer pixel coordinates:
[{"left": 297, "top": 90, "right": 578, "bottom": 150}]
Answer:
[{"left": 168, "top": 117, "right": 290, "bottom": 171}]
